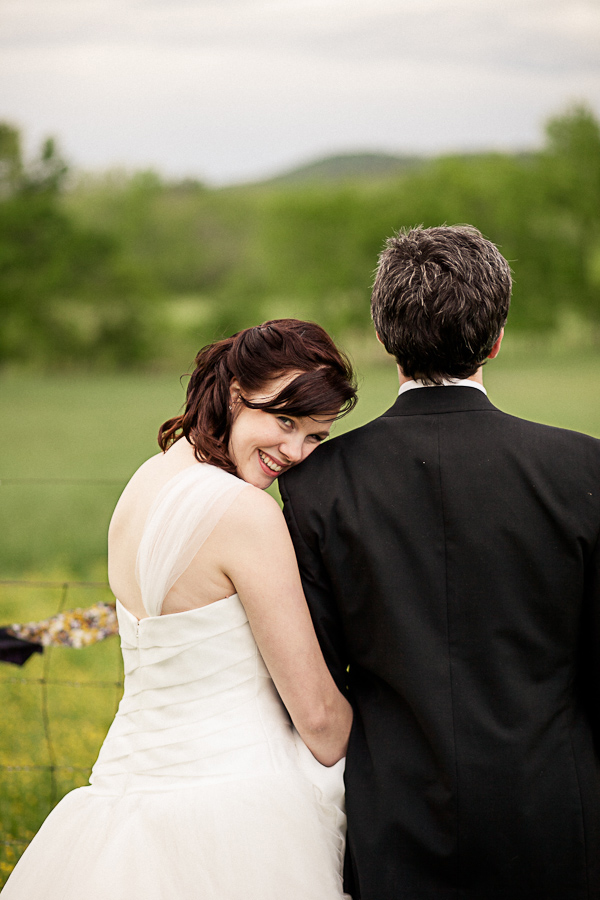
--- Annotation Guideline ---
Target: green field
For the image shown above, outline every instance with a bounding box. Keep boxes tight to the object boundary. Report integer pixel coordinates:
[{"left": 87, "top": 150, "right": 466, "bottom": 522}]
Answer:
[{"left": 0, "top": 349, "right": 599, "bottom": 884}]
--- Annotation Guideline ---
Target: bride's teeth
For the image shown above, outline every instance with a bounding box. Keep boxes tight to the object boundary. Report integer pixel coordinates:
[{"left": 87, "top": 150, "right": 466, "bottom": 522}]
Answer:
[{"left": 259, "top": 451, "right": 281, "bottom": 472}]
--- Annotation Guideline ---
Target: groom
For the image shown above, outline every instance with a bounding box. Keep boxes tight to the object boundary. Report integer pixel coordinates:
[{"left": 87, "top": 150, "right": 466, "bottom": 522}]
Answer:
[{"left": 280, "top": 225, "right": 600, "bottom": 900}]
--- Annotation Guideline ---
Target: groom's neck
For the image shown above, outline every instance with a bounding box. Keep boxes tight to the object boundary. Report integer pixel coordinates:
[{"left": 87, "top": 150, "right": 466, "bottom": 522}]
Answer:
[{"left": 396, "top": 365, "right": 485, "bottom": 388}]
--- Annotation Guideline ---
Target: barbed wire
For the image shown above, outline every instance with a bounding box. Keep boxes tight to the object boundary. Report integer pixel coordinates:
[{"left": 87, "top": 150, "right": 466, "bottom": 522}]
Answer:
[
  {"left": 2, "top": 676, "right": 122, "bottom": 688},
  {"left": 0, "top": 578, "right": 110, "bottom": 588},
  {"left": 0, "top": 478, "right": 125, "bottom": 486}
]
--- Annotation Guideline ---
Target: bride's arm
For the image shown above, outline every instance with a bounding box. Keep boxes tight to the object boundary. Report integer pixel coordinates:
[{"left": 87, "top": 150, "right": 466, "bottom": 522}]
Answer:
[{"left": 213, "top": 487, "right": 353, "bottom": 767}]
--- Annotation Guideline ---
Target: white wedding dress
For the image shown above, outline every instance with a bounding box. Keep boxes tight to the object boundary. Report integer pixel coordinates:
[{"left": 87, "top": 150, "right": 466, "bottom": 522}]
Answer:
[{"left": 3, "top": 464, "right": 348, "bottom": 899}]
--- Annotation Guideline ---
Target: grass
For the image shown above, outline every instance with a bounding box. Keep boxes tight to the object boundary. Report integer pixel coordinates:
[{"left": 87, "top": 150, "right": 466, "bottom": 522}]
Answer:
[
  {"left": 0, "top": 371, "right": 185, "bottom": 577},
  {"left": 0, "top": 347, "right": 599, "bottom": 884}
]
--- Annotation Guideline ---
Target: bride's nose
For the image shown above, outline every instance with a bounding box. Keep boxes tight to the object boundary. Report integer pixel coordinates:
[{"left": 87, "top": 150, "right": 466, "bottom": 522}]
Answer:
[{"left": 280, "top": 434, "right": 304, "bottom": 464}]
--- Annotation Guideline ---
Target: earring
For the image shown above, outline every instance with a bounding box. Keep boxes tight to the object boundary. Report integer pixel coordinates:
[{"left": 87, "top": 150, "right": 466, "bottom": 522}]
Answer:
[{"left": 229, "top": 404, "right": 232, "bottom": 411}]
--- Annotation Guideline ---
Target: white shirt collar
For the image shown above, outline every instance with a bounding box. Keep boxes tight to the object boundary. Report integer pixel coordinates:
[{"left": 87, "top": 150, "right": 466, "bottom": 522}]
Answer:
[{"left": 398, "top": 378, "right": 487, "bottom": 397}]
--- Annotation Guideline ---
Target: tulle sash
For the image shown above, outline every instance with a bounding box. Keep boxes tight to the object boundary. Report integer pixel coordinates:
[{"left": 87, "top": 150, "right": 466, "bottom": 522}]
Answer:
[{"left": 135, "top": 463, "right": 248, "bottom": 617}]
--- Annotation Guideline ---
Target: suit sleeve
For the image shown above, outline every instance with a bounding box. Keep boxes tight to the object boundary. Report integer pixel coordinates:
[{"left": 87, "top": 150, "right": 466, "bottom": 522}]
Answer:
[{"left": 279, "top": 477, "right": 350, "bottom": 696}]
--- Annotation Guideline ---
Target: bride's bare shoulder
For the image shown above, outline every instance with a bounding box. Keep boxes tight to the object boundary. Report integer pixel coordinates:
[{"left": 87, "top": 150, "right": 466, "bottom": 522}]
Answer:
[
  {"left": 113, "top": 453, "right": 163, "bottom": 505},
  {"left": 108, "top": 456, "right": 160, "bottom": 538},
  {"left": 220, "top": 484, "right": 285, "bottom": 538}
]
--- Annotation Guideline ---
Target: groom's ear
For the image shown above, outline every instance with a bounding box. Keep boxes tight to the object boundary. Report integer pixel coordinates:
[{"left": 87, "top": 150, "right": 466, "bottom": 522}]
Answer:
[{"left": 488, "top": 328, "right": 504, "bottom": 360}]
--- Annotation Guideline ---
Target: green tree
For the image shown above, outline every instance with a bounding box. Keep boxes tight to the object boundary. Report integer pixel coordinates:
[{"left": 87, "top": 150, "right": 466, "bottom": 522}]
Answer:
[
  {"left": 0, "top": 123, "right": 23, "bottom": 196},
  {"left": 0, "top": 126, "right": 155, "bottom": 367},
  {"left": 539, "top": 104, "right": 600, "bottom": 329}
]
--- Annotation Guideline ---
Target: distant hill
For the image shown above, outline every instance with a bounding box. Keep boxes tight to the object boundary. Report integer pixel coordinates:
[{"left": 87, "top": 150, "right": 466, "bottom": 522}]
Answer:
[{"left": 261, "top": 152, "right": 425, "bottom": 185}]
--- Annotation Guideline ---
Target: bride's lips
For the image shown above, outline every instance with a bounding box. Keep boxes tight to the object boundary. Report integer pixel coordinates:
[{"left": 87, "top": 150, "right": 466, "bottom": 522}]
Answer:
[{"left": 258, "top": 449, "right": 288, "bottom": 476}]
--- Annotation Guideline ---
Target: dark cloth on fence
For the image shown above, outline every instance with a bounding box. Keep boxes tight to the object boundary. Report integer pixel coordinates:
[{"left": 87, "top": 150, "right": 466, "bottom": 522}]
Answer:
[{"left": 0, "top": 627, "right": 43, "bottom": 666}]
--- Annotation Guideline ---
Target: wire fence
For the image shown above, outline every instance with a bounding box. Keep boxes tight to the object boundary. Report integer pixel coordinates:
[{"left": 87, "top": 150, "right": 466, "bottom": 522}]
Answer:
[
  {"left": 0, "top": 478, "right": 125, "bottom": 485},
  {"left": 0, "top": 478, "right": 124, "bottom": 883}
]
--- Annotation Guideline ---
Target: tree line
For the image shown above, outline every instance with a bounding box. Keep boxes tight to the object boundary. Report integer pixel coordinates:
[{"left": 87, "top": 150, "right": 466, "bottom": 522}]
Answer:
[{"left": 1, "top": 104, "right": 599, "bottom": 369}]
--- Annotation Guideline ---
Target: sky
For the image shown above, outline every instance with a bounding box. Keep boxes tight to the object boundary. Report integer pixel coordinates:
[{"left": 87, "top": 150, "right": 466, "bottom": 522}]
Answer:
[{"left": 1, "top": 0, "right": 599, "bottom": 185}]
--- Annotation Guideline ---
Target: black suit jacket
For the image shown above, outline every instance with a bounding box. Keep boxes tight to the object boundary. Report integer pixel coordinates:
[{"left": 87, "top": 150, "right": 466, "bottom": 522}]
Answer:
[{"left": 280, "top": 387, "right": 600, "bottom": 900}]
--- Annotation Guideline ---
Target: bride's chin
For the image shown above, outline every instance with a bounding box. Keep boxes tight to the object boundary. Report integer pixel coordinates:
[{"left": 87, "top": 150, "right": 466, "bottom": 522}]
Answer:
[{"left": 244, "top": 470, "right": 275, "bottom": 490}]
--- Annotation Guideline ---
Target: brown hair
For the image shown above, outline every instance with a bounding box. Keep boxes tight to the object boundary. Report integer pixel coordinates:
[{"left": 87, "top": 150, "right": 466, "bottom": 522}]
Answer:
[
  {"left": 371, "top": 225, "right": 512, "bottom": 384},
  {"left": 158, "top": 319, "right": 357, "bottom": 475}
]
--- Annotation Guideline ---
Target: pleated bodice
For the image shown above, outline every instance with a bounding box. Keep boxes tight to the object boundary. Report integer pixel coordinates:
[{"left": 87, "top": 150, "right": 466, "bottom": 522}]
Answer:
[{"left": 90, "top": 594, "right": 296, "bottom": 794}]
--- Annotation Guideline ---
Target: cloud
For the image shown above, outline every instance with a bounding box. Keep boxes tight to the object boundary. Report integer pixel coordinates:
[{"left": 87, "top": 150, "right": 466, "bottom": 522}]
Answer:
[
  {"left": 2, "top": 0, "right": 599, "bottom": 61},
  {"left": 0, "top": 0, "right": 598, "bottom": 181}
]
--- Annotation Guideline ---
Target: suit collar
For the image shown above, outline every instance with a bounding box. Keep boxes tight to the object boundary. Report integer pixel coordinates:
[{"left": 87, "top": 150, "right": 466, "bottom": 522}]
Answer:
[{"left": 382, "top": 385, "right": 498, "bottom": 417}]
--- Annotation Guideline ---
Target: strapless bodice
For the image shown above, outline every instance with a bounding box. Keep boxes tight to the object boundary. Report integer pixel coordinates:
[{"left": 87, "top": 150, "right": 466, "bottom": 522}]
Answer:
[{"left": 90, "top": 595, "right": 296, "bottom": 794}]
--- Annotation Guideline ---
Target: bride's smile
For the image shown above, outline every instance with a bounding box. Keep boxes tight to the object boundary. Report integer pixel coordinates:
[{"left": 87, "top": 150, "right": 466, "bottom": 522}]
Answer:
[{"left": 258, "top": 449, "right": 285, "bottom": 474}]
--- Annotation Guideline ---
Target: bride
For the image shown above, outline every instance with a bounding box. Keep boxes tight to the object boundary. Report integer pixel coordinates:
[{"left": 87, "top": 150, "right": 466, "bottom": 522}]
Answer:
[{"left": 3, "top": 319, "right": 357, "bottom": 900}]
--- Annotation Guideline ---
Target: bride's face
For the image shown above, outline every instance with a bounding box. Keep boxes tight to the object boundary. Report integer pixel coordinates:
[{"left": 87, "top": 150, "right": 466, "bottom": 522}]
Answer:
[{"left": 228, "top": 373, "right": 336, "bottom": 489}]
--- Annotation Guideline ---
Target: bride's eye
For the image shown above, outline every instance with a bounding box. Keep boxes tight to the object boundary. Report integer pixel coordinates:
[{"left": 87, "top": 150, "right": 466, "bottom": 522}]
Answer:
[{"left": 277, "top": 416, "right": 293, "bottom": 428}]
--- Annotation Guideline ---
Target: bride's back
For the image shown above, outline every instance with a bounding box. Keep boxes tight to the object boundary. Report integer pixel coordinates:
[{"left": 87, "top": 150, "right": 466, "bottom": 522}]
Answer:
[{"left": 108, "top": 439, "right": 241, "bottom": 620}]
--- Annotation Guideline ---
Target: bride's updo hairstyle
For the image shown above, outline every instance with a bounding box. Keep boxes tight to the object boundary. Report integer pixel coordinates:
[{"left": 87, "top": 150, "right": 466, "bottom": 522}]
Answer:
[{"left": 158, "top": 319, "right": 357, "bottom": 475}]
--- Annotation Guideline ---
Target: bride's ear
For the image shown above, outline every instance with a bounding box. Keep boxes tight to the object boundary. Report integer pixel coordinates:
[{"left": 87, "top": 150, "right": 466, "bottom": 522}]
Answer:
[{"left": 229, "top": 379, "right": 241, "bottom": 409}]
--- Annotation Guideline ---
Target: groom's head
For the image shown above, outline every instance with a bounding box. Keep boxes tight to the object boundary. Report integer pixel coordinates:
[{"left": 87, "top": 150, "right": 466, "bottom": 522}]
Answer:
[{"left": 371, "top": 225, "right": 512, "bottom": 385}]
